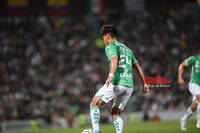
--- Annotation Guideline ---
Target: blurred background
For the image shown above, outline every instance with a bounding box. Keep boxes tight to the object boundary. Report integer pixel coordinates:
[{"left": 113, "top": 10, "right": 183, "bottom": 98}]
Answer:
[{"left": 0, "top": 0, "right": 200, "bottom": 132}]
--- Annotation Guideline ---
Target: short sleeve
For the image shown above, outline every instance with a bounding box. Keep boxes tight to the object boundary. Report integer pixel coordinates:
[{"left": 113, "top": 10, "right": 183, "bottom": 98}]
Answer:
[
  {"left": 186, "top": 56, "right": 195, "bottom": 66},
  {"left": 105, "top": 44, "right": 118, "bottom": 60},
  {"left": 132, "top": 52, "right": 137, "bottom": 64}
]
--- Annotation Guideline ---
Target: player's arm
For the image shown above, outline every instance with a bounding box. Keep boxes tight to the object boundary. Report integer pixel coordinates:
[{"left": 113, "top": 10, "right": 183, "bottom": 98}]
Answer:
[
  {"left": 106, "top": 56, "right": 118, "bottom": 87},
  {"left": 178, "top": 55, "right": 196, "bottom": 84},
  {"left": 178, "top": 60, "right": 187, "bottom": 84},
  {"left": 109, "top": 56, "right": 118, "bottom": 75},
  {"left": 134, "top": 62, "right": 150, "bottom": 94}
]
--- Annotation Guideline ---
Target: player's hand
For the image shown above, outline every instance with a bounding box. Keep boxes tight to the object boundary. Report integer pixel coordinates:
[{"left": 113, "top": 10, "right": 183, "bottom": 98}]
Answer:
[
  {"left": 106, "top": 76, "right": 113, "bottom": 87},
  {"left": 178, "top": 78, "right": 185, "bottom": 85},
  {"left": 143, "top": 84, "right": 150, "bottom": 94},
  {"left": 198, "top": 0, "right": 200, "bottom": 6}
]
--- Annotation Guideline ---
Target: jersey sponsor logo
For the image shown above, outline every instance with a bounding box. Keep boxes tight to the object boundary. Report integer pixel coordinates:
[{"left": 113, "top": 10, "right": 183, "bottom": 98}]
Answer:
[{"left": 120, "top": 73, "right": 132, "bottom": 78}]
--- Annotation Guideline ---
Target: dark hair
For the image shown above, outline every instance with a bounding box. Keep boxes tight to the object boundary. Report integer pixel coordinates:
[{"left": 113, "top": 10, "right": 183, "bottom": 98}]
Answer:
[{"left": 100, "top": 24, "right": 118, "bottom": 38}]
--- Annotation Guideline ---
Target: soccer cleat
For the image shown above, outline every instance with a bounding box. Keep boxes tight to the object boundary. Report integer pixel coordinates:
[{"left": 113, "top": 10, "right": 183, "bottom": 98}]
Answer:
[
  {"left": 197, "top": 124, "right": 200, "bottom": 128},
  {"left": 197, "top": 122, "right": 200, "bottom": 128},
  {"left": 82, "top": 128, "right": 99, "bottom": 133},
  {"left": 90, "top": 131, "right": 101, "bottom": 133},
  {"left": 90, "top": 129, "right": 101, "bottom": 133},
  {"left": 180, "top": 118, "right": 187, "bottom": 131},
  {"left": 197, "top": 117, "right": 200, "bottom": 128}
]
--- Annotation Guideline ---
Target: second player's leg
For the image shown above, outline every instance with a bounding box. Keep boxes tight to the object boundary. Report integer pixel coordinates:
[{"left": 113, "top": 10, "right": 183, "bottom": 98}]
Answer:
[
  {"left": 196, "top": 94, "right": 200, "bottom": 128},
  {"left": 111, "top": 86, "right": 133, "bottom": 133},
  {"left": 191, "top": 101, "right": 198, "bottom": 111},
  {"left": 111, "top": 106, "right": 123, "bottom": 120},
  {"left": 191, "top": 83, "right": 200, "bottom": 128},
  {"left": 111, "top": 107, "right": 123, "bottom": 133},
  {"left": 180, "top": 99, "right": 197, "bottom": 131},
  {"left": 181, "top": 83, "right": 200, "bottom": 130}
]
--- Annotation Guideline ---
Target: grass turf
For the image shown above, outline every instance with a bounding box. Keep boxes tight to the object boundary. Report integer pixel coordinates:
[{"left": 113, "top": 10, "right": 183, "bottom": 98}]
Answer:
[{"left": 16, "top": 120, "right": 200, "bottom": 133}]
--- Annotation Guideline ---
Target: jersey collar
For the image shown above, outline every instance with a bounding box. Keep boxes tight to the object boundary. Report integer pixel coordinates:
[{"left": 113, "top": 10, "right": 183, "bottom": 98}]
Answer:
[{"left": 106, "top": 40, "right": 118, "bottom": 47}]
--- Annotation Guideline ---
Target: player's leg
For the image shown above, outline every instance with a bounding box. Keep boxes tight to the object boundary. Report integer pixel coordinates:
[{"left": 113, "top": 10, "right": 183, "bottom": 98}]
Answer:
[
  {"left": 90, "top": 96, "right": 105, "bottom": 133},
  {"left": 111, "top": 107, "right": 123, "bottom": 133},
  {"left": 182, "top": 101, "right": 197, "bottom": 121},
  {"left": 90, "top": 84, "right": 116, "bottom": 133},
  {"left": 180, "top": 96, "right": 197, "bottom": 131},
  {"left": 189, "top": 83, "right": 200, "bottom": 128},
  {"left": 196, "top": 94, "right": 200, "bottom": 128},
  {"left": 180, "top": 83, "right": 199, "bottom": 130},
  {"left": 90, "top": 96, "right": 105, "bottom": 108},
  {"left": 111, "top": 86, "right": 133, "bottom": 133}
]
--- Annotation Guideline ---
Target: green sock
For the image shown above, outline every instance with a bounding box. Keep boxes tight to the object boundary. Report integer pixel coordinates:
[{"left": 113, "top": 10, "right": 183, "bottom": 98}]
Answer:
[
  {"left": 113, "top": 116, "right": 123, "bottom": 133},
  {"left": 90, "top": 106, "right": 100, "bottom": 133}
]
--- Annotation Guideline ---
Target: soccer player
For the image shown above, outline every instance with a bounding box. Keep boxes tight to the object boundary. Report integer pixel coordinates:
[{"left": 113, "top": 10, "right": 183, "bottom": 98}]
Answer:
[
  {"left": 89, "top": 24, "right": 150, "bottom": 133},
  {"left": 178, "top": 55, "right": 200, "bottom": 131}
]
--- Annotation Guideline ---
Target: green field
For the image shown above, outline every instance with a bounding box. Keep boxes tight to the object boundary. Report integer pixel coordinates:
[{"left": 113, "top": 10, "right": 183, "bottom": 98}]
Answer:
[{"left": 17, "top": 120, "right": 200, "bottom": 133}]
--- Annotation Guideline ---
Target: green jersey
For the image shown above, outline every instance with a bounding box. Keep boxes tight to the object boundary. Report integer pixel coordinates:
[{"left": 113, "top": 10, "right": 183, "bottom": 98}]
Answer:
[
  {"left": 105, "top": 41, "right": 137, "bottom": 88},
  {"left": 186, "top": 55, "right": 200, "bottom": 86}
]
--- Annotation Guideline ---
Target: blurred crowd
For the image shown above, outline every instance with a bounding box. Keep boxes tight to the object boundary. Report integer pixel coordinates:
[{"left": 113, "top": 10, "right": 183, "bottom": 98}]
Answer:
[{"left": 0, "top": 7, "right": 200, "bottom": 122}]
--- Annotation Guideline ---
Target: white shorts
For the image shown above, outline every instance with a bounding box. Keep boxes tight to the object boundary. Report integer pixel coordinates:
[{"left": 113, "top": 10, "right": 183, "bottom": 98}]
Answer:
[
  {"left": 95, "top": 83, "right": 133, "bottom": 110},
  {"left": 189, "top": 83, "right": 200, "bottom": 102}
]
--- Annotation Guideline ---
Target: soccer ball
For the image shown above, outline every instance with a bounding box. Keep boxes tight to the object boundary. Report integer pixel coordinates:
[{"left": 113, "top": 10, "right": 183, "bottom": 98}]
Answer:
[{"left": 81, "top": 128, "right": 93, "bottom": 133}]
